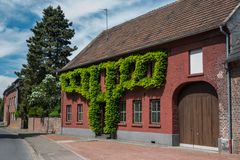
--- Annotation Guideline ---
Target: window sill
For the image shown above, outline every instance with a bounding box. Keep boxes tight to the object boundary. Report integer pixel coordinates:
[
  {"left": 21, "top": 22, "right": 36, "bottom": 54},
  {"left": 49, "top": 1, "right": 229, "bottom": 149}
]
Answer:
[
  {"left": 132, "top": 123, "right": 143, "bottom": 127},
  {"left": 188, "top": 73, "right": 204, "bottom": 78},
  {"left": 118, "top": 123, "right": 127, "bottom": 127},
  {"left": 65, "top": 122, "right": 71, "bottom": 125},
  {"left": 149, "top": 124, "right": 161, "bottom": 128},
  {"left": 76, "top": 121, "right": 83, "bottom": 125}
]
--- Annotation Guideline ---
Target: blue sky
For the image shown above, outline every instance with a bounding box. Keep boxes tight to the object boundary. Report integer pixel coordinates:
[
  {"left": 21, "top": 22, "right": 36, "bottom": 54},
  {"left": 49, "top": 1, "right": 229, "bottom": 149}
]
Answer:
[{"left": 0, "top": 0, "right": 175, "bottom": 96}]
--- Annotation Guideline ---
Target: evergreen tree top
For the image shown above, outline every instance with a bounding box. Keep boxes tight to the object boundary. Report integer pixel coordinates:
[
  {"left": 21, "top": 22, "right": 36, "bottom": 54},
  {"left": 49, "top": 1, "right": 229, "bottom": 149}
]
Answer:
[{"left": 15, "top": 5, "right": 77, "bottom": 119}]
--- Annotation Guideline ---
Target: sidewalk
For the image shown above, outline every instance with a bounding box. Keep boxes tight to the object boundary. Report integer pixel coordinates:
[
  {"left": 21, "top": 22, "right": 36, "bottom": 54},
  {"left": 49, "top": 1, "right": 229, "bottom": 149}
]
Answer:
[
  {"left": 5, "top": 128, "right": 240, "bottom": 160},
  {"left": 46, "top": 134, "right": 240, "bottom": 160},
  {"left": 24, "top": 135, "right": 82, "bottom": 160},
  {"left": 5, "top": 128, "right": 82, "bottom": 160}
]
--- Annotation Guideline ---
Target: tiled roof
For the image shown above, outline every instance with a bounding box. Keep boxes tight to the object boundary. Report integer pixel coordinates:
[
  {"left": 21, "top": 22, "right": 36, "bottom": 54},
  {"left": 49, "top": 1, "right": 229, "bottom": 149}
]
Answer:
[{"left": 62, "top": 0, "right": 240, "bottom": 71}]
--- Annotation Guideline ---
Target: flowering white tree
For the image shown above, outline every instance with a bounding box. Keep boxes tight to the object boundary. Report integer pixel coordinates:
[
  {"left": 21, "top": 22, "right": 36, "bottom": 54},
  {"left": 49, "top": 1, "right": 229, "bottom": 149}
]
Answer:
[{"left": 28, "top": 74, "right": 60, "bottom": 117}]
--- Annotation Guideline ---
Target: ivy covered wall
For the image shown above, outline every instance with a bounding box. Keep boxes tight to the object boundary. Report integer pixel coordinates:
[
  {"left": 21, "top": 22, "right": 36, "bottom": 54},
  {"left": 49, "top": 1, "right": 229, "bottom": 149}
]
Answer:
[{"left": 60, "top": 51, "right": 167, "bottom": 135}]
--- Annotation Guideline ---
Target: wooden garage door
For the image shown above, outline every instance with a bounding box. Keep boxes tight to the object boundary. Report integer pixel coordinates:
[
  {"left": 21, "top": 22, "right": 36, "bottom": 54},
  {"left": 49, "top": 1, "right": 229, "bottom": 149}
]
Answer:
[{"left": 178, "top": 82, "right": 219, "bottom": 147}]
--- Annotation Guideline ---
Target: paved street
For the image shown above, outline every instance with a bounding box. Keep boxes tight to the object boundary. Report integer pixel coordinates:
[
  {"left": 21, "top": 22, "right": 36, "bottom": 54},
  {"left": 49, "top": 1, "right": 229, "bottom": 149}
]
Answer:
[{"left": 0, "top": 128, "right": 33, "bottom": 160}]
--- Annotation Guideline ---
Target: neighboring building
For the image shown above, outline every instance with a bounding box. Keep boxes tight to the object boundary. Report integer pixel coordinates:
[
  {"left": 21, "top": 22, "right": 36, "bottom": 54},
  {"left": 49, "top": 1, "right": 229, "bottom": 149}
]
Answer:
[
  {"left": 60, "top": 0, "right": 240, "bottom": 153},
  {"left": 3, "top": 79, "right": 21, "bottom": 128},
  {"left": 226, "top": 7, "right": 240, "bottom": 154}
]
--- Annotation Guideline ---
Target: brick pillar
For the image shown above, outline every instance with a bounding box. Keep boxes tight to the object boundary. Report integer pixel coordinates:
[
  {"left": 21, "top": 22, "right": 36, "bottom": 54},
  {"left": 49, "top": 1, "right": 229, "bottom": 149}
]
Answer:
[{"left": 231, "top": 61, "right": 240, "bottom": 154}]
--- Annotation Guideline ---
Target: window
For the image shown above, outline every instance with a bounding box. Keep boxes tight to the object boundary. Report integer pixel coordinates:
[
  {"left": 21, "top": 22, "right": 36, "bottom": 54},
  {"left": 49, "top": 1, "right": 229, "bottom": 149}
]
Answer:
[
  {"left": 75, "top": 74, "right": 81, "bottom": 86},
  {"left": 66, "top": 78, "right": 70, "bottom": 86},
  {"left": 10, "top": 97, "right": 12, "bottom": 106},
  {"left": 190, "top": 49, "right": 203, "bottom": 74},
  {"left": 14, "top": 96, "right": 17, "bottom": 108},
  {"left": 148, "top": 61, "right": 154, "bottom": 77},
  {"left": 11, "top": 113, "right": 16, "bottom": 121},
  {"left": 119, "top": 101, "right": 126, "bottom": 123},
  {"left": 130, "top": 63, "right": 135, "bottom": 79},
  {"left": 133, "top": 100, "right": 142, "bottom": 124},
  {"left": 66, "top": 105, "right": 72, "bottom": 122},
  {"left": 115, "top": 70, "right": 120, "bottom": 84},
  {"left": 13, "top": 96, "right": 17, "bottom": 107},
  {"left": 77, "top": 104, "right": 83, "bottom": 122},
  {"left": 150, "top": 99, "right": 160, "bottom": 124}
]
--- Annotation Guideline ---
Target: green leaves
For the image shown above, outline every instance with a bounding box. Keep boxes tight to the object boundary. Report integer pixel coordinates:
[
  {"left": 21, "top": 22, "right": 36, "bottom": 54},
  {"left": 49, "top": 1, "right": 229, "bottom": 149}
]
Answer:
[
  {"left": 28, "top": 74, "right": 60, "bottom": 117},
  {"left": 60, "top": 51, "right": 168, "bottom": 134},
  {"left": 16, "top": 5, "right": 76, "bottom": 123}
]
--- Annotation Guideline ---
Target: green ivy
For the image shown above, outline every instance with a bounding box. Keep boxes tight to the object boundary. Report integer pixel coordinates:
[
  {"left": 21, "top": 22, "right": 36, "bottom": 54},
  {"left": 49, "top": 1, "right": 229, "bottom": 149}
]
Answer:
[{"left": 60, "top": 51, "right": 167, "bottom": 135}]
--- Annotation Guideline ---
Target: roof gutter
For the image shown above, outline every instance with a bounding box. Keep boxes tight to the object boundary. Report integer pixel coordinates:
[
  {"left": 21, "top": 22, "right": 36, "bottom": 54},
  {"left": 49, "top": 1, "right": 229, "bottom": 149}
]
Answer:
[{"left": 220, "top": 25, "right": 232, "bottom": 154}]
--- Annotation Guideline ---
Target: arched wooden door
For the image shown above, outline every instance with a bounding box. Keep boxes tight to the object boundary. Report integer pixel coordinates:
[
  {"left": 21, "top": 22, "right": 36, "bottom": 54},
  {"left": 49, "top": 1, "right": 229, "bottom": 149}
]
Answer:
[{"left": 178, "top": 82, "right": 219, "bottom": 147}]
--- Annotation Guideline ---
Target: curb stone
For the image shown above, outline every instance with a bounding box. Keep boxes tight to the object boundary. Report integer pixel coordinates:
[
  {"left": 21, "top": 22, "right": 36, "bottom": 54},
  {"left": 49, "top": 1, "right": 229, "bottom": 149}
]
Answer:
[{"left": 23, "top": 139, "right": 44, "bottom": 160}]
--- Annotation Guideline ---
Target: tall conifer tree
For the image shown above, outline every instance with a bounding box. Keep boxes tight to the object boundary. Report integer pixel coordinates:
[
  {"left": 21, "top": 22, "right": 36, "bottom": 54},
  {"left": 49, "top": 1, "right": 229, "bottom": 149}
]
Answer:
[{"left": 16, "top": 6, "right": 77, "bottom": 126}]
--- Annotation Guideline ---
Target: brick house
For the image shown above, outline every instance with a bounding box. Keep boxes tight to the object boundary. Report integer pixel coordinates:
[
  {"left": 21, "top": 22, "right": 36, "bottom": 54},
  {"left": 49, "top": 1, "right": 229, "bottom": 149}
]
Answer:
[
  {"left": 226, "top": 5, "right": 240, "bottom": 154},
  {"left": 3, "top": 79, "right": 22, "bottom": 128},
  {"left": 60, "top": 0, "right": 240, "bottom": 153}
]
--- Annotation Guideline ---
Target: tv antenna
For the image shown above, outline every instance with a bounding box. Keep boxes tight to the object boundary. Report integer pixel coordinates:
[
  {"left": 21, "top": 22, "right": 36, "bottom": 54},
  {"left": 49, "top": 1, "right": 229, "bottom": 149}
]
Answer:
[{"left": 103, "top": 9, "right": 109, "bottom": 40}]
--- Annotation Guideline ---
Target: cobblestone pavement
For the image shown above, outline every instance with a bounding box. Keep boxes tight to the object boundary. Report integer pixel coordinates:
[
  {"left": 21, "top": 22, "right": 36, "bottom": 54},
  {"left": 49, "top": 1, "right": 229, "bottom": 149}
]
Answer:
[{"left": 45, "top": 134, "right": 240, "bottom": 160}]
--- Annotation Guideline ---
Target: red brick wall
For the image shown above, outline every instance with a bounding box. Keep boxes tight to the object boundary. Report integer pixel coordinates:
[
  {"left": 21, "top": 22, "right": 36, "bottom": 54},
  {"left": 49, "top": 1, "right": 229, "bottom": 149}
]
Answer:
[
  {"left": 62, "top": 92, "right": 89, "bottom": 129},
  {"left": 166, "top": 32, "right": 228, "bottom": 137},
  {"left": 28, "top": 117, "right": 61, "bottom": 134},
  {"left": 117, "top": 31, "right": 227, "bottom": 135},
  {"left": 4, "top": 90, "right": 17, "bottom": 125},
  {"left": 9, "top": 118, "right": 22, "bottom": 129},
  {"left": 61, "top": 30, "right": 228, "bottom": 138}
]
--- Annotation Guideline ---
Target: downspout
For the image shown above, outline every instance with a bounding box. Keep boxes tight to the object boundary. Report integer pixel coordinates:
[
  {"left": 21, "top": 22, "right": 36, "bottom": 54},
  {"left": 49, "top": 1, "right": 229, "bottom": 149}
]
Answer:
[
  {"left": 220, "top": 26, "right": 232, "bottom": 153},
  {"left": 60, "top": 91, "right": 63, "bottom": 135}
]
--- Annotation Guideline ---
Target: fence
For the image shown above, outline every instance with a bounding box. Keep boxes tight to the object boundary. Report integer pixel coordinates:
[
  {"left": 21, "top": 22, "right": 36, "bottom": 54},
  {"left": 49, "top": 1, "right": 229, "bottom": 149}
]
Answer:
[{"left": 28, "top": 117, "right": 61, "bottom": 134}]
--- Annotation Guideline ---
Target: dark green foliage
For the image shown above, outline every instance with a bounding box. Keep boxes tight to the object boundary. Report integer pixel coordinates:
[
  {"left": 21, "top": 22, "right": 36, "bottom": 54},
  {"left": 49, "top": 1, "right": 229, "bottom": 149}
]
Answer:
[
  {"left": 60, "top": 51, "right": 167, "bottom": 134},
  {"left": 16, "top": 5, "right": 76, "bottom": 121},
  {"left": 28, "top": 106, "right": 44, "bottom": 117},
  {"left": 49, "top": 105, "right": 60, "bottom": 117}
]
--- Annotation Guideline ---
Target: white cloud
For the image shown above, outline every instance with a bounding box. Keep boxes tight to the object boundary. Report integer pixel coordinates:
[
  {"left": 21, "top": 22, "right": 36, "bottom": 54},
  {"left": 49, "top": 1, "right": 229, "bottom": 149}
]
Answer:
[
  {"left": 58, "top": 0, "right": 140, "bottom": 21},
  {"left": 0, "top": 27, "right": 30, "bottom": 58},
  {"left": 0, "top": 0, "right": 176, "bottom": 68},
  {"left": 30, "top": 0, "right": 141, "bottom": 20},
  {"left": 66, "top": 0, "right": 176, "bottom": 60},
  {"left": 0, "top": 75, "right": 16, "bottom": 97}
]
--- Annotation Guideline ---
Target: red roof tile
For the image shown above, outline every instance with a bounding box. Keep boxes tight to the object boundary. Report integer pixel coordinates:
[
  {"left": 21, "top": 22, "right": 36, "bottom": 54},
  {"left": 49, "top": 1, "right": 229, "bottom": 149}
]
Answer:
[{"left": 62, "top": 0, "right": 240, "bottom": 71}]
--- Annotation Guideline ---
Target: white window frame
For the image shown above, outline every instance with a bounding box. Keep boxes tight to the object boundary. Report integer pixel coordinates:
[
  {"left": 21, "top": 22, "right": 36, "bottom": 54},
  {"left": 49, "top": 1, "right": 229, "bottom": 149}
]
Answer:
[
  {"left": 133, "top": 100, "right": 142, "bottom": 124},
  {"left": 66, "top": 105, "right": 72, "bottom": 122},
  {"left": 190, "top": 49, "right": 203, "bottom": 74},
  {"left": 150, "top": 99, "right": 160, "bottom": 124},
  {"left": 119, "top": 101, "right": 126, "bottom": 123},
  {"left": 77, "top": 104, "right": 83, "bottom": 122}
]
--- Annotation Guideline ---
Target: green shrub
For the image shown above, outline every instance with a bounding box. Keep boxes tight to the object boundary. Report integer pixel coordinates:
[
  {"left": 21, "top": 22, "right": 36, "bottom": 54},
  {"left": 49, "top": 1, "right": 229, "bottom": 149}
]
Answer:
[{"left": 28, "top": 106, "right": 45, "bottom": 117}]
